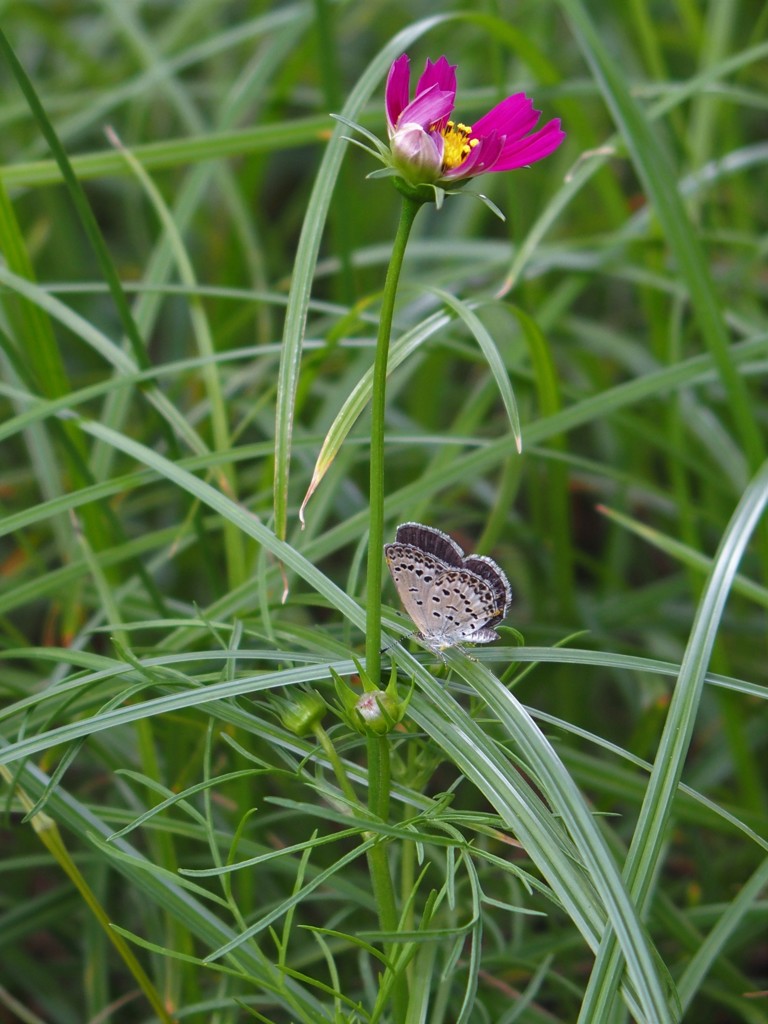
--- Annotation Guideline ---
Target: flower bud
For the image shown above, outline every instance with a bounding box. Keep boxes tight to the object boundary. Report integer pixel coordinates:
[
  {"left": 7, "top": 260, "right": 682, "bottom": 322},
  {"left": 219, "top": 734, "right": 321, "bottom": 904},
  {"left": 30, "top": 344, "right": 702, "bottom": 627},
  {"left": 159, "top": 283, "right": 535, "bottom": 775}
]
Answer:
[
  {"left": 330, "top": 662, "right": 410, "bottom": 735},
  {"left": 354, "top": 689, "right": 401, "bottom": 735},
  {"left": 390, "top": 123, "right": 443, "bottom": 183},
  {"left": 277, "top": 689, "right": 326, "bottom": 737}
]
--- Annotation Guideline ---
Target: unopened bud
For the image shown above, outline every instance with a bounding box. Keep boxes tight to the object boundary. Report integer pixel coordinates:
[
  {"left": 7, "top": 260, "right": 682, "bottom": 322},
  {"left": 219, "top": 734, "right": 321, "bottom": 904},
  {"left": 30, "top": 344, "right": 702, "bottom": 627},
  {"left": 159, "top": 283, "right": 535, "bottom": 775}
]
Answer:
[
  {"left": 278, "top": 689, "right": 326, "bottom": 737},
  {"left": 354, "top": 690, "right": 401, "bottom": 735}
]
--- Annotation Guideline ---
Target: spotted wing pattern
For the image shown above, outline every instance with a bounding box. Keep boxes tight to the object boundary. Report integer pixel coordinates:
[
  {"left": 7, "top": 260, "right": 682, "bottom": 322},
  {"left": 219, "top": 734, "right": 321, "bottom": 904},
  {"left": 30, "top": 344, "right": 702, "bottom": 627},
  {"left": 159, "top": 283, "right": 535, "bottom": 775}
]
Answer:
[{"left": 384, "top": 522, "right": 512, "bottom": 652}]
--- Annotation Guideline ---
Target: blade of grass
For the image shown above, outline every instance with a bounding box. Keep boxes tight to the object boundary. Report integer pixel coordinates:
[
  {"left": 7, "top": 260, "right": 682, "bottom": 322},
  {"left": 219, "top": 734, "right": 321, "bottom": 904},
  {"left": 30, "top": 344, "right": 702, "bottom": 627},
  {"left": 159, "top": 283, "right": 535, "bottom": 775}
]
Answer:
[
  {"left": 301, "top": 332, "right": 768, "bottom": 568},
  {"left": 5, "top": 757, "right": 327, "bottom": 1018},
  {"left": 0, "top": 770, "right": 176, "bottom": 1024},
  {"left": 298, "top": 309, "right": 452, "bottom": 524},
  {"left": 104, "top": 127, "right": 245, "bottom": 589},
  {"left": 579, "top": 459, "right": 768, "bottom": 1019},
  {"left": 513, "top": 305, "right": 574, "bottom": 620},
  {"left": 273, "top": 15, "right": 451, "bottom": 542},
  {"left": 408, "top": 688, "right": 655, "bottom": 1023},
  {"left": 0, "top": 116, "right": 337, "bottom": 188},
  {"left": 0, "top": 264, "right": 208, "bottom": 456},
  {"left": 447, "top": 657, "right": 675, "bottom": 1024},
  {"left": 0, "top": 30, "right": 152, "bottom": 377},
  {"left": 427, "top": 288, "right": 522, "bottom": 451},
  {"left": 555, "top": 0, "right": 764, "bottom": 480},
  {"left": 598, "top": 504, "right": 768, "bottom": 609},
  {"left": 677, "top": 856, "right": 768, "bottom": 1012}
]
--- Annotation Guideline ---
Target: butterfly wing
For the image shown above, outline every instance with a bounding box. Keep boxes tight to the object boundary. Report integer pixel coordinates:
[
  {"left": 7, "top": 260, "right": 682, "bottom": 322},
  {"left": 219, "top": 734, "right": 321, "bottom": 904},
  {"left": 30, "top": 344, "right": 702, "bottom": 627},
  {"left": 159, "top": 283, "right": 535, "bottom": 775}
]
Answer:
[
  {"left": 384, "top": 542, "right": 447, "bottom": 639},
  {"left": 394, "top": 522, "right": 465, "bottom": 565},
  {"left": 462, "top": 555, "right": 512, "bottom": 622},
  {"left": 427, "top": 567, "right": 503, "bottom": 646}
]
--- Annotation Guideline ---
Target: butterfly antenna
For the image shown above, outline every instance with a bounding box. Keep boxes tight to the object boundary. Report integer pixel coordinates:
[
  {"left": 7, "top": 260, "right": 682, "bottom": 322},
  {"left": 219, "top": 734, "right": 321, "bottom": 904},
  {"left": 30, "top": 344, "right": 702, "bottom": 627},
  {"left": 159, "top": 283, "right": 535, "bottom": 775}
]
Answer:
[
  {"left": 380, "top": 628, "right": 420, "bottom": 656},
  {"left": 380, "top": 635, "right": 400, "bottom": 655}
]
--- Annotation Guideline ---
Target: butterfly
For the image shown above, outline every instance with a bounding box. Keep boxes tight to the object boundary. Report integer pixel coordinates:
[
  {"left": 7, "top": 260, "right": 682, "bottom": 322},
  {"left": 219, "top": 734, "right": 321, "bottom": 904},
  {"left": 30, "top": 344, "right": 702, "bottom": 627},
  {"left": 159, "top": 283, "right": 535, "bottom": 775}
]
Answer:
[{"left": 384, "top": 522, "right": 512, "bottom": 653}]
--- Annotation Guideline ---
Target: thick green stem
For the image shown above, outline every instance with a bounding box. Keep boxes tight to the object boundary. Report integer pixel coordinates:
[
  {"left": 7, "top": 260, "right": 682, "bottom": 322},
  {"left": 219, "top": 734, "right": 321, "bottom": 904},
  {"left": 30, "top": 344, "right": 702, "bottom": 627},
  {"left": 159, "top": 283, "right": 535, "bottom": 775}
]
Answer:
[
  {"left": 364, "top": 194, "right": 422, "bottom": 684},
  {"left": 366, "top": 733, "right": 408, "bottom": 1021},
  {"left": 367, "top": 734, "right": 393, "bottom": 890}
]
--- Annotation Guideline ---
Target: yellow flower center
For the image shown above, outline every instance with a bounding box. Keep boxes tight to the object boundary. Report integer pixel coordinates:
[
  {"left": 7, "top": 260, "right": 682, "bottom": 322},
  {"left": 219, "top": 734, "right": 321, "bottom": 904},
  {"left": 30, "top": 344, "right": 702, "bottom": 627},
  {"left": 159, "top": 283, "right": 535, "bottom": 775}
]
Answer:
[{"left": 438, "top": 120, "right": 479, "bottom": 170}]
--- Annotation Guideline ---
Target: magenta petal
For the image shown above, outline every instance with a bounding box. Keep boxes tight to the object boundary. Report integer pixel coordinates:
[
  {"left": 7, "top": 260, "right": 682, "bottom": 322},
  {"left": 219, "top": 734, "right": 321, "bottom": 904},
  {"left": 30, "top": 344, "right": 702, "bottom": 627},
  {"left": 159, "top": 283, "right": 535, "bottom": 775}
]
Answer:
[
  {"left": 470, "top": 133, "right": 505, "bottom": 172},
  {"left": 397, "top": 84, "right": 454, "bottom": 131},
  {"left": 416, "top": 56, "right": 457, "bottom": 101},
  {"left": 492, "top": 119, "right": 565, "bottom": 170},
  {"left": 444, "top": 131, "right": 505, "bottom": 179},
  {"left": 386, "top": 54, "right": 411, "bottom": 132},
  {"left": 472, "top": 93, "right": 539, "bottom": 141}
]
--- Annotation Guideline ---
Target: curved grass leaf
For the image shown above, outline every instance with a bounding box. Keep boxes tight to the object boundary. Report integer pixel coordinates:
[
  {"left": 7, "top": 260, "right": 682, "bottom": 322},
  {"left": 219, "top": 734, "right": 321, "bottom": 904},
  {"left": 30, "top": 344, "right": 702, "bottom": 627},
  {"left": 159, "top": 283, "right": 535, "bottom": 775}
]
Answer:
[
  {"left": 274, "top": 16, "right": 452, "bottom": 542},
  {"left": 580, "top": 458, "right": 768, "bottom": 1018}
]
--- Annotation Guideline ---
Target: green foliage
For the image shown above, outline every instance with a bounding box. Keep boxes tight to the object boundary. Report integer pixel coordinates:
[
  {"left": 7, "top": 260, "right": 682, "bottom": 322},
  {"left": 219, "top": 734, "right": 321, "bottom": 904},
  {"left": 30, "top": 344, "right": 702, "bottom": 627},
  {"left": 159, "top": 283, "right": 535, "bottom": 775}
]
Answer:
[{"left": 1, "top": 2, "right": 767, "bottom": 1022}]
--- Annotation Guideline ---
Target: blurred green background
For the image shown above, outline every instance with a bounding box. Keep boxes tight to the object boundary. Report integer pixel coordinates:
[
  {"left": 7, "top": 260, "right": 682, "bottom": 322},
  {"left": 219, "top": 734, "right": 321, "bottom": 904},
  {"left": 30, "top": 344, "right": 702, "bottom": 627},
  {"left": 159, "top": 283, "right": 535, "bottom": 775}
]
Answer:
[{"left": 1, "top": 1, "right": 766, "bottom": 1022}]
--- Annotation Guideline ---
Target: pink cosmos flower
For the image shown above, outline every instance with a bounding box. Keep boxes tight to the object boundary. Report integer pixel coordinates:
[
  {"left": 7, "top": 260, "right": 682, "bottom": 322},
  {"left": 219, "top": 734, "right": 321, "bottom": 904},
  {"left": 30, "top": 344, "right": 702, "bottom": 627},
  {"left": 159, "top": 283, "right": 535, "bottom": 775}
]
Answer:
[{"left": 385, "top": 54, "right": 565, "bottom": 187}]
